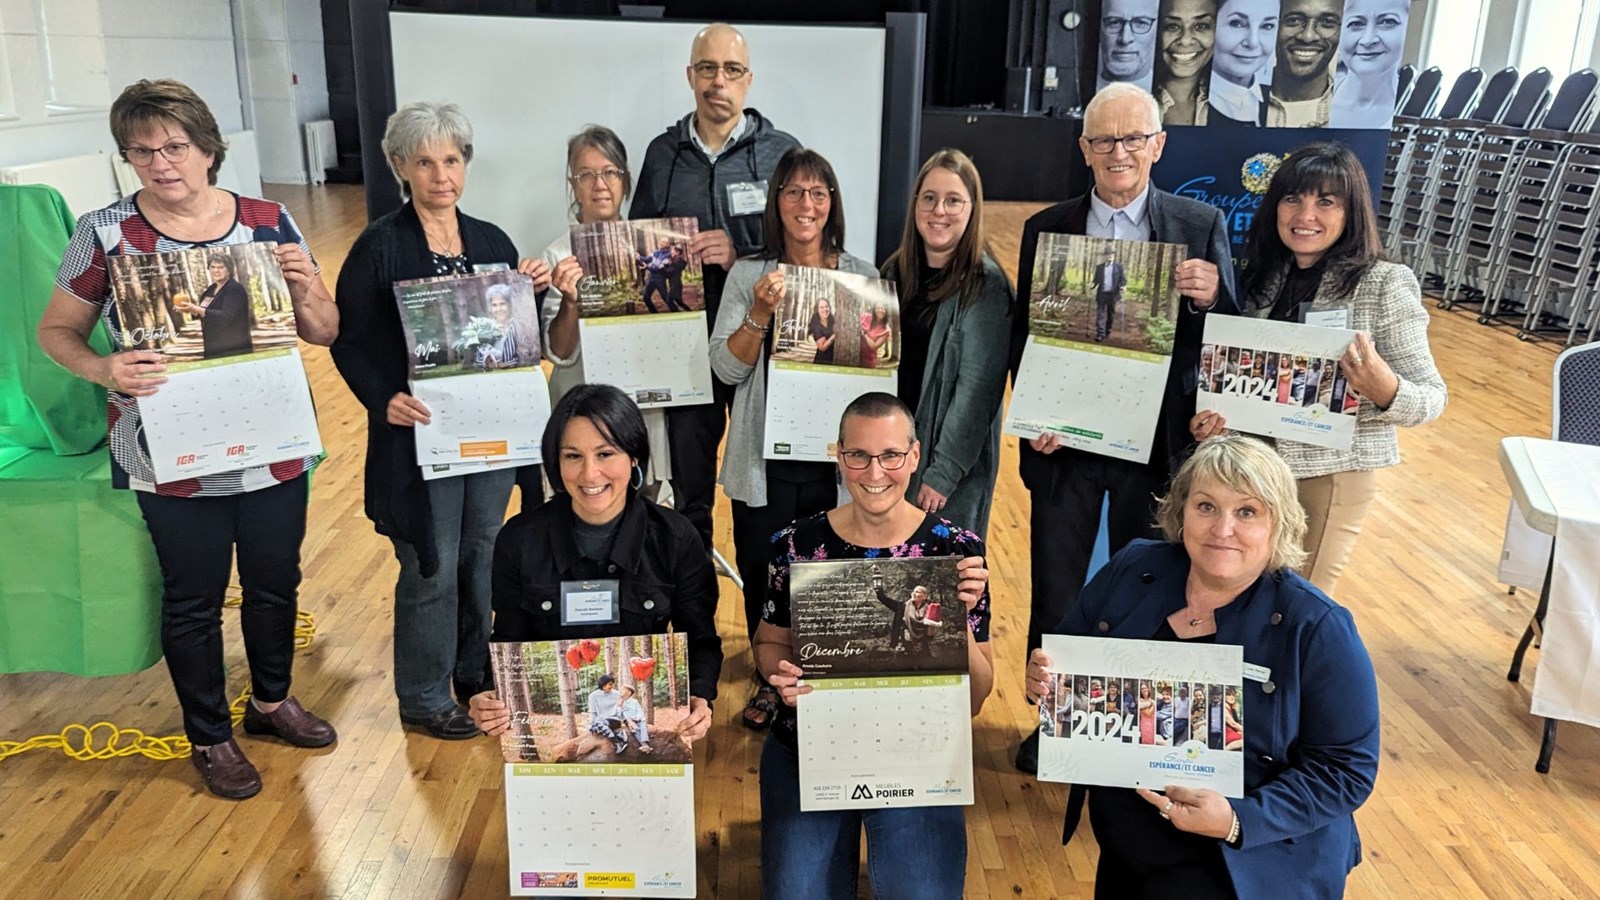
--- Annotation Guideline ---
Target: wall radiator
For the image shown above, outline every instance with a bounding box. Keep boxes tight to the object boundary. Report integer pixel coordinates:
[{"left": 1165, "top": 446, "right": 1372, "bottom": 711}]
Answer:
[{"left": 303, "top": 119, "right": 337, "bottom": 185}]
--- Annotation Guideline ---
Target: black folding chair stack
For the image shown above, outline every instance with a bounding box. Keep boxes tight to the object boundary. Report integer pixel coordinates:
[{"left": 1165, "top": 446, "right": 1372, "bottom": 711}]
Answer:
[
  {"left": 1380, "top": 66, "right": 1448, "bottom": 241},
  {"left": 1518, "top": 127, "right": 1600, "bottom": 345}
]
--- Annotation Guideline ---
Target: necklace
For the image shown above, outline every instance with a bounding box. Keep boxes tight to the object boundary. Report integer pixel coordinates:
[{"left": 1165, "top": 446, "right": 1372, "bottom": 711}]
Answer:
[
  {"left": 422, "top": 221, "right": 460, "bottom": 256},
  {"left": 1188, "top": 615, "right": 1212, "bottom": 627}
]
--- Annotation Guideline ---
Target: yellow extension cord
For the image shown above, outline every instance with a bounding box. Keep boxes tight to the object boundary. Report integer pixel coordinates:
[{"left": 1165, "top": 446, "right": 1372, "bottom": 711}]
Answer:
[{"left": 0, "top": 592, "right": 317, "bottom": 762}]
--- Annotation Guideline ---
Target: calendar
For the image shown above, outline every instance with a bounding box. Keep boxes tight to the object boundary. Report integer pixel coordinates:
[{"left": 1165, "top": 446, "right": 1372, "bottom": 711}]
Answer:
[
  {"left": 1196, "top": 315, "right": 1362, "bottom": 451},
  {"left": 394, "top": 271, "right": 550, "bottom": 465},
  {"left": 503, "top": 764, "right": 695, "bottom": 897},
  {"left": 1036, "top": 635, "right": 1245, "bottom": 797},
  {"left": 1002, "top": 233, "right": 1186, "bottom": 465},
  {"left": 570, "top": 218, "right": 703, "bottom": 317},
  {"left": 411, "top": 369, "right": 550, "bottom": 465},
  {"left": 790, "top": 557, "right": 974, "bottom": 810},
  {"left": 137, "top": 348, "right": 322, "bottom": 483},
  {"left": 764, "top": 361, "right": 896, "bottom": 462},
  {"left": 577, "top": 313, "right": 713, "bottom": 409},
  {"left": 491, "top": 635, "right": 696, "bottom": 896}
]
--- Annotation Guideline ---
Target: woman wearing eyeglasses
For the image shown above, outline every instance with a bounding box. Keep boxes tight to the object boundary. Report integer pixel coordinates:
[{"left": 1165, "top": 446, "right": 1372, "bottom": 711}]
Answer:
[
  {"left": 332, "top": 101, "right": 552, "bottom": 741},
  {"left": 880, "top": 149, "right": 1012, "bottom": 542},
  {"left": 539, "top": 126, "right": 672, "bottom": 501},
  {"left": 754, "top": 392, "right": 993, "bottom": 899},
  {"left": 37, "top": 79, "right": 339, "bottom": 799},
  {"left": 709, "top": 147, "right": 878, "bottom": 731}
]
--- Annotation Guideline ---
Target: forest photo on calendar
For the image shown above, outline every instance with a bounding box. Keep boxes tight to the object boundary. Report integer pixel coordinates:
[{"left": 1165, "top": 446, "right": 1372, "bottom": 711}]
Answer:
[
  {"left": 570, "top": 217, "right": 703, "bottom": 317},
  {"left": 489, "top": 633, "right": 692, "bottom": 765}
]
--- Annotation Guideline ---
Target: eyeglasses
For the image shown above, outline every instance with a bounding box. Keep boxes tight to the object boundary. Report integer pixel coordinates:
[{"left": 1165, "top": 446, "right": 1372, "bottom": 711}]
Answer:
[
  {"left": 121, "top": 141, "right": 192, "bottom": 167},
  {"left": 839, "top": 448, "right": 911, "bottom": 470},
  {"left": 1103, "top": 16, "right": 1156, "bottom": 35},
  {"left": 1085, "top": 132, "right": 1160, "bottom": 154},
  {"left": 1280, "top": 13, "right": 1341, "bottom": 36},
  {"left": 916, "top": 193, "right": 969, "bottom": 213},
  {"left": 780, "top": 185, "right": 832, "bottom": 205},
  {"left": 692, "top": 61, "right": 749, "bottom": 80},
  {"left": 571, "top": 168, "right": 626, "bottom": 188}
]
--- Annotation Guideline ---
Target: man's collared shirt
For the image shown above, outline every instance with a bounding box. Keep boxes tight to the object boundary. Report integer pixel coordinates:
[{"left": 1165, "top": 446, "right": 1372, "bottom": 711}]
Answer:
[
  {"left": 1087, "top": 183, "right": 1152, "bottom": 242},
  {"left": 690, "top": 113, "right": 749, "bottom": 163}
]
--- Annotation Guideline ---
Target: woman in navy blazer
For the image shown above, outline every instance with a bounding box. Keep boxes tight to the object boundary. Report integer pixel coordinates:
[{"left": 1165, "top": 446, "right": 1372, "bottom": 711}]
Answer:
[{"left": 1026, "top": 435, "right": 1379, "bottom": 899}]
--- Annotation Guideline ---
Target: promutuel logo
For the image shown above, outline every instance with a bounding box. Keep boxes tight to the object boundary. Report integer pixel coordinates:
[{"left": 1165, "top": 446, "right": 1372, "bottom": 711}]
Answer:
[{"left": 850, "top": 784, "right": 872, "bottom": 800}]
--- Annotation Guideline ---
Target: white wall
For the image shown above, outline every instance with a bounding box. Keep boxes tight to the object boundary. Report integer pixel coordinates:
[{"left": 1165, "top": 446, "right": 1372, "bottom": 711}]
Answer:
[
  {"left": 1, "top": 0, "right": 242, "bottom": 171},
  {"left": 234, "top": 0, "right": 326, "bottom": 183}
]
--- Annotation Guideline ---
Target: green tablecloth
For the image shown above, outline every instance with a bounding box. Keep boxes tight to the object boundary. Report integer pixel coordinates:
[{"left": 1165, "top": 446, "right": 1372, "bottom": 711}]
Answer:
[
  {"left": 0, "top": 183, "right": 111, "bottom": 455},
  {"left": 0, "top": 447, "right": 163, "bottom": 675}
]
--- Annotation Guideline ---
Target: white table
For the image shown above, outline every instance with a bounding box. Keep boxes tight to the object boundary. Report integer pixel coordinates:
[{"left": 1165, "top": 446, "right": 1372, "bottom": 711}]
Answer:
[{"left": 1498, "top": 436, "right": 1600, "bottom": 772}]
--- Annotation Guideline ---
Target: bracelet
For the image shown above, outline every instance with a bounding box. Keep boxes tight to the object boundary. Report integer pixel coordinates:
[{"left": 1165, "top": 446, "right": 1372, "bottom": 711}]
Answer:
[
  {"left": 1224, "top": 811, "right": 1241, "bottom": 847},
  {"left": 742, "top": 314, "right": 770, "bottom": 334}
]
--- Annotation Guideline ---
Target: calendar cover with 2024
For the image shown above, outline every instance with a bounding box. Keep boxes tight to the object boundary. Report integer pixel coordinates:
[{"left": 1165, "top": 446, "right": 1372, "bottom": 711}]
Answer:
[
  {"left": 791, "top": 557, "right": 974, "bottom": 811},
  {"left": 490, "top": 634, "right": 697, "bottom": 897},
  {"left": 1037, "top": 634, "right": 1245, "bottom": 797}
]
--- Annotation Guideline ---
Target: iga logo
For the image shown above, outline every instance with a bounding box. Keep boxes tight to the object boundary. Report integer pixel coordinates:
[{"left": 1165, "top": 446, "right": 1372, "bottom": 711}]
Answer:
[
  {"left": 226, "top": 445, "right": 247, "bottom": 457},
  {"left": 850, "top": 784, "right": 873, "bottom": 801},
  {"left": 176, "top": 454, "right": 198, "bottom": 466}
]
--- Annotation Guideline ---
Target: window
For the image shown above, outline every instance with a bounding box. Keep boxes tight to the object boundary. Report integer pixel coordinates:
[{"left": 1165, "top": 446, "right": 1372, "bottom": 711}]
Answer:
[
  {"left": 37, "top": 0, "right": 111, "bottom": 112},
  {"left": 1424, "top": 0, "right": 1489, "bottom": 80}
]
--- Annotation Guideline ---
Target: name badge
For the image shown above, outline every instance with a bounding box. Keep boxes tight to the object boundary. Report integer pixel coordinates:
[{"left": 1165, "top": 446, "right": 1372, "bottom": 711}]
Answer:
[
  {"left": 561, "top": 579, "right": 620, "bottom": 626},
  {"left": 473, "top": 262, "right": 511, "bottom": 273},
  {"left": 726, "top": 180, "right": 769, "bottom": 217},
  {"left": 1243, "top": 663, "right": 1272, "bottom": 684},
  {"left": 1303, "top": 309, "right": 1350, "bottom": 329}
]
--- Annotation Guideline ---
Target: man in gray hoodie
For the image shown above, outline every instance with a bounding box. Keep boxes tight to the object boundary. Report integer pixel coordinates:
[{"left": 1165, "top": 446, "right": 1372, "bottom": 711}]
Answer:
[{"left": 631, "top": 23, "right": 801, "bottom": 552}]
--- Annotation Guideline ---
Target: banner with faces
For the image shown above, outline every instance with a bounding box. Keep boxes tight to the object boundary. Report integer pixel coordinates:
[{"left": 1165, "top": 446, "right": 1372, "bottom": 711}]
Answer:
[{"left": 1096, "top": 0, "right": 1409, "bottom": 129}]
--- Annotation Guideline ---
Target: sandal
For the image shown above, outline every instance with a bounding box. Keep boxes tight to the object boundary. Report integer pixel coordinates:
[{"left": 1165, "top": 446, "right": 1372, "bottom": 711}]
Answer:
[{"left": 742, "top": 684, "right": 779, "bottom": 730}]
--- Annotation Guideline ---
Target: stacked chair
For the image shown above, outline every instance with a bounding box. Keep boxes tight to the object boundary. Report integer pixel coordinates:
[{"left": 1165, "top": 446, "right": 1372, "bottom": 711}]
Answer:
[
  {"left": 1440, "top": 69, "right": 1597, "bottom": 317},
  {"left": 1388, "top": 66, "right": 1517, "bottom": 265},
  {"left": 1380, "top": 66, "right": 1452, "bottom": 241}
]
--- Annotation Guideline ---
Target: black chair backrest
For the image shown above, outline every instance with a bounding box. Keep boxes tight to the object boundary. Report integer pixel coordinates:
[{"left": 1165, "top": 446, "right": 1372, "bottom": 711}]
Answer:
[
  {"left": 1541, "top": 69, "right": 1599, "bottom": 131},
  {"left": 1470, "top": 67, "right": 1520, "bottom": 121},
  {"left": 1396, "top": 64, "right": 1418, "bottom": 109},
  {"left": 1501, "top": 68, "right": 1553, "bottom": 127},
  {"left": 1437, "top": 68, "right": 1483, "bottom": 119},
  {"left": 1401, "top": 66, "right": 1444, "bottom": 117}
]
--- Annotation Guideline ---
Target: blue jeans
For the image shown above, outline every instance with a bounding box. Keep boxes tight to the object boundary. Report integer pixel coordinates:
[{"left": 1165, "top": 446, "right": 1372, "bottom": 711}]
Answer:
[
  {"left": 389, "top": 469, "right": 515, "bottom": 718},
  {"left": 759, "top": 735, "right": 967, "bottom": 900}
]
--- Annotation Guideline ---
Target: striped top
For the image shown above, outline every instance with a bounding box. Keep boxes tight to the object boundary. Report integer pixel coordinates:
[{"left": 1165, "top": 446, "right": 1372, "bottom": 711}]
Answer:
[{"left": 55, "top": 191, "right": 321, "bottom": 497}]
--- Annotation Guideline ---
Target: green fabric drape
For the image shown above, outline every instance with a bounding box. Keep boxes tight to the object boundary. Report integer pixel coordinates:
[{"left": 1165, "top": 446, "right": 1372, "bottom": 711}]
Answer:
[{"left": 0, "top": 183, "right": 111, "bottom": 455}]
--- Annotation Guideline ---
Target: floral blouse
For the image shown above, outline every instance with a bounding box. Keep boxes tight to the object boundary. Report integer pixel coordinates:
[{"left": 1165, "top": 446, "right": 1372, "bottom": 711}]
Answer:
[{"left": 762, "top": 511, "right": 992, "bottom": 746}]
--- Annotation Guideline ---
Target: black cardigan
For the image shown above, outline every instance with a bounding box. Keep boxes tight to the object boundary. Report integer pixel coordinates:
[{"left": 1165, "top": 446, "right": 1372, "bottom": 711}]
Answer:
[{"left": 331, "top": 201, "right": 519, "bottom": 577}]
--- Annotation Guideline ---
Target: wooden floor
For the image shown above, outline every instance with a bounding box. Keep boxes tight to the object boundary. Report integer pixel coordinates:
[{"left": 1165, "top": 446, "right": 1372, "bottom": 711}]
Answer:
[{"left": 2, "top": 183, "right": 1595, "bottom": 900}]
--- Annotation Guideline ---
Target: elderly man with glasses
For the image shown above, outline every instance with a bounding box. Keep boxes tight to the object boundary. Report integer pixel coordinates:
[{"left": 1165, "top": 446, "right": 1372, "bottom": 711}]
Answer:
[
  {"left": 629, "top": 22, "right": 802, "bottom": 563},
  {"left": 1007, "top": 82, "right": 1238, "bottom": 774}
]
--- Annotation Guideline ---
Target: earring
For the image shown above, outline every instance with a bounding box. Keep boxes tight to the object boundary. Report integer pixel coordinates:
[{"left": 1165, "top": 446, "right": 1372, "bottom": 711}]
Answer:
[{"left": 631, "top": 464, "right": 644, "bottom": 490}]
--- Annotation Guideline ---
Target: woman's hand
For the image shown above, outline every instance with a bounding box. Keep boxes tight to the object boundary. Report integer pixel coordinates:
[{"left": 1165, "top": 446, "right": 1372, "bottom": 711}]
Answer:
[
  {"left": 1029, "top": 432, "right": 1063, "bottom": 455},
  {"left": 103, "top": 351, "right": 168, "bottom": 396},
  {"left": 172, "top": 297, "right": 199, "bottom": 315},
  {"left": 956, "top": 555, "right": 988, "bottom": 612},
  {"left": 916, "top": 484, "right": 948, "bottom": 514},
  {"left": 691, "top": 229, "right": 735, "bottom": 269},
  {"left": 517, "top": 256, "right": 553, "bottom": 293},
  {"left": 680, "top": 697, "right": 713, "bottom": 745},
  {"left": 274, "top": 243, "right": 317, "bottom": 299},
  {"left": 1341, "top": 332, "right": 1399, "bottom": 409},
  {"left": 386, "top": 391, "right": 431, "bottom": 426},
  {"left": 1190, "top": 410, "right": 1228, "bottom": 442},
  {"left": 767, "top": 659, "right": 811, "bottom": 707},
  {"left": 552, "top": 256, "right": 584, "bottom": 304},
  {"left": 1137, "top": 785, "right": 1235, "bottom": 840},
  {"left": 753, "top": 271, "right": 785, "bottom": 319},
  {"left": 468, "top": 690, "right": 509, "bottom": 735},
  {"left": 1025, "top": 648, "right": 1053, "bottom": 704}
]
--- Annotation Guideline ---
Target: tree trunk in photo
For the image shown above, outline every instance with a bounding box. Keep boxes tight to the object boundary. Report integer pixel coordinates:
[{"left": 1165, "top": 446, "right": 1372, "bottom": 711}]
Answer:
[
  {"left": 619, "top": 635, "right": 637, "bottom": 694},
  {"left": 665, "top": 631, "right": 679, "bottom": 712},
  {"left": 512, "top": 644, "right": 538, "bottom": 740},
  {"left": 605, "top": 636, "right": 620, "bottom": 681},
  {"left": 829, "top": 278, "right": 865, "bottom": 366},
  {"left": 556, "top": 640, "right": 578, "bottom": 740},
  {"left": 642, "top": 634, "right": 656, "bottom": 725}
]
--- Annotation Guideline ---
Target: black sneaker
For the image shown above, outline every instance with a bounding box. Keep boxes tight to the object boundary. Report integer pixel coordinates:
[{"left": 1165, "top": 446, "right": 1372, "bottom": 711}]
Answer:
[{"left": 1014, "top": 729, "right": 1040, "bottom": 775}]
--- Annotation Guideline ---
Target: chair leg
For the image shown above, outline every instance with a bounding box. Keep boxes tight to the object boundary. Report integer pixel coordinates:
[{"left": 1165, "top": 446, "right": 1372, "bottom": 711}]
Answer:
[{"left": 1535, "top": 718, "right": 1558, "bottom": 774}]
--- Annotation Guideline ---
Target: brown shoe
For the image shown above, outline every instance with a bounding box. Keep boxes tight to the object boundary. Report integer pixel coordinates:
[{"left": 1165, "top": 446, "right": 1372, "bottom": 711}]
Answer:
[
  {"left": 242, "top": 696, "right": 337, "bottom": 748},
  {"left": 191, "top": 738, "right": 262, "bottom": 800}
]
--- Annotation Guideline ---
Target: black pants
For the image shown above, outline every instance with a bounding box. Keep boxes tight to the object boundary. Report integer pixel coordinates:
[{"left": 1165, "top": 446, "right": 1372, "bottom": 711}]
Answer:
[
  {"left": 667, "top": 378, "right": 735, "bottom": 551},
  {"left": 1095, "top": 292, "right": 1118, "bottom": 340},
  {"left": 730, "top": 467, "right": 837, "bottom": 641},
  {"left": 136, "top": 475, "right": 308, "bottom": 745},
  {"left": 1026, "top": 456, "right": 1164, "bottom": 654}
]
